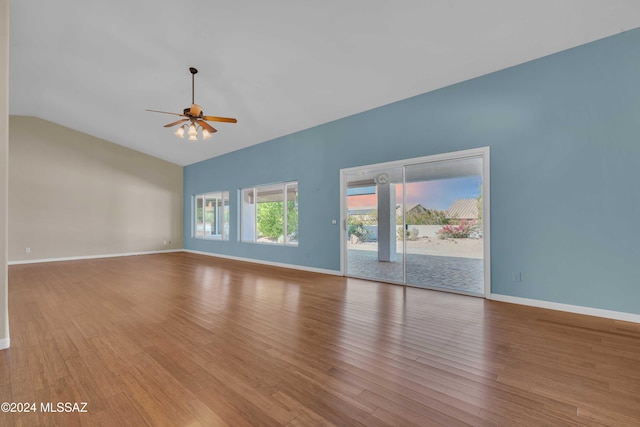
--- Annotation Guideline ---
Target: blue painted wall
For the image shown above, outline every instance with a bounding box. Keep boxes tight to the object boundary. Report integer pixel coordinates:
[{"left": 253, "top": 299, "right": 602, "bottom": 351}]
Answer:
[{"left": 185, "top": 29, "right": 640, "bottom": 314}]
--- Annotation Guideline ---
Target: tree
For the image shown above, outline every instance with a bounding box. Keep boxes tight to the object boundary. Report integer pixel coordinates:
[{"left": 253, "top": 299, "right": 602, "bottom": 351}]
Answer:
[
  {"left": 257, "top": 202, "right": 284, "bottom": 239},
  {"left": 402, "top": 209, "right": 449, "bottom": 225},
  {"left": 257, "top": 200, "right": 298, "bottom": 240},
  {"left": 286, "top": 199, "right": 298, "bottom": 238}
]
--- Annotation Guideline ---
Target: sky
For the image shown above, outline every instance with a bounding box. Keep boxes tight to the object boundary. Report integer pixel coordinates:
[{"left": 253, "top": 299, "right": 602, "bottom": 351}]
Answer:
[{"left": 347, "top": 176, "right": 482, "bottom": 211}]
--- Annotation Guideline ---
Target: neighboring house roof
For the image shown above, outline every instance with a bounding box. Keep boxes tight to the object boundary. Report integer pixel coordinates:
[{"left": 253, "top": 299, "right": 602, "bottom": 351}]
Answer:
[
  {"left": 396, "top": 203, "right": 427, "bottom": 214},
  {"left": 447, "top": 198, "right": 479, "bottom": 219}
]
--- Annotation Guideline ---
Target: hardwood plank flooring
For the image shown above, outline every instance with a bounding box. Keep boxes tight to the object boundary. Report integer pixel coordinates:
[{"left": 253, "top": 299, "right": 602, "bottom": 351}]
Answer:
[{"left": 2, "top": 252, "right": 639, "bottom": 426}]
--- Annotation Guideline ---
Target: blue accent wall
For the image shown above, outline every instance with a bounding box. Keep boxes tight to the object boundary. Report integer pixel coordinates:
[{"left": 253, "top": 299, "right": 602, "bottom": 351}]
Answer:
[{"left": 185, "top": 28, "right": 640, "bottom": 315}]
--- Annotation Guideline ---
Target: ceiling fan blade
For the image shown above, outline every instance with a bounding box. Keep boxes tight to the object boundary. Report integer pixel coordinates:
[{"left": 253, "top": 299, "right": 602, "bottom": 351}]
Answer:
[
  {"left": 202, "top": 115, "right": 237, "bottom": 123},
  {"left": 146, "top": 109, "right": 185, "bottom": 116},
  {"left": 197, "top": 120, "right": 217, "bottom": 133},
  {"left": 163, "top": 118, "right": 189, "bottom": 128}
]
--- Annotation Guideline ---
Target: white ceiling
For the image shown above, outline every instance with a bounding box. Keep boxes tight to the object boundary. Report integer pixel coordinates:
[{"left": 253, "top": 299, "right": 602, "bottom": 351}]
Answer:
[{"left": 9, "top": 1, "right": 640, "bottom": 166}]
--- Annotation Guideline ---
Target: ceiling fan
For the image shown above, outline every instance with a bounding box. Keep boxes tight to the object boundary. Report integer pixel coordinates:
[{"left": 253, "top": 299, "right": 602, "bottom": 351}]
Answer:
[{"left": 147, "top": 67, "right": 237, "bottom": 140}]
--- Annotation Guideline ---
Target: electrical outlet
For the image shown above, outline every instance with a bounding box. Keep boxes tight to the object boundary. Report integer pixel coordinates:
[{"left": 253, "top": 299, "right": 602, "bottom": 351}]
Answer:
[
  {"left": 163, "top": 240, "right": 167, "bottom": 245},
  {"left": 25, "top": 247, "right": 31, "bottom": 254},
  {"left": 512, "top": 272, "right": 521, "bottom": 282}
]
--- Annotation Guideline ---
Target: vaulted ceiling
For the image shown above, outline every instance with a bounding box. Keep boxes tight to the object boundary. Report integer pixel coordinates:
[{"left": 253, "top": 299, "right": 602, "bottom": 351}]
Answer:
[{"left": 9, "top": 1, "right": 640, "bottom": 166}]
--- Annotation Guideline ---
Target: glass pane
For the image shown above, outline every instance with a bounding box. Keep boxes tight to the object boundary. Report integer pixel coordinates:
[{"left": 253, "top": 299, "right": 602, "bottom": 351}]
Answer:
[
  {"left": 241, "top": 188, "right": 255, "bottom": 241},
  {"left": 345, "top": 167, "right": 404, "bottom": 284},
  {"left": 216, "top": 197, "right": 223, "bottom": 235},
  {"left": 256, "top": 184, "right": 284, "bottom": 243},
  {"left": 195, "top": 192, "right": 229, "bottom": 240},
  {"left": 285, "top": 183, "right": 298, "bottom": 245},
  {"left": 404, "top": 157, "right": 484, "bottom": 295},
  {"left": 204, "top": 194, "right": 218, "bottom": 237},
  {"left": 222, "top": 193, "right": 230, "bottom": 240},
  {"left": 194, "top": 195, "right": 204, "bottom": 238}
]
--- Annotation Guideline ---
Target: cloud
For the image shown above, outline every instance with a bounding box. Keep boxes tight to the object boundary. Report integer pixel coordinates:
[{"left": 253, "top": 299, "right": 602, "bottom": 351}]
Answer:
[
  {"left": 347, "top": 177, "right": 481, "bottom": 211},
  {"left": 347, "top": 193, "right": 377, "bottom": 208}
]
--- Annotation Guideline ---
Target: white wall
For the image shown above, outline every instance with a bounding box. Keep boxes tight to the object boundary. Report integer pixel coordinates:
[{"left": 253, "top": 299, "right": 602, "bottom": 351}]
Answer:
[{"left": 9, "top": 117, "right": 183, "bottom": 262}]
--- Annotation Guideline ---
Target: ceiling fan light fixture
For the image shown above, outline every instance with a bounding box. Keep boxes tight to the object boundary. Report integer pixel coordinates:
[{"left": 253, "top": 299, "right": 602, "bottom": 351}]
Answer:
[
  {"left": 174, "top": 126, "right": 185, "bottom": 138},
  {"left": 188, "top": 133, "right": 198, "bottom": 141},
  {"left": 188, "top": 123, "right": 197, "bottom": 136},
  {"left": 202, "top": 129, "right": 212, "bottom": 139}
]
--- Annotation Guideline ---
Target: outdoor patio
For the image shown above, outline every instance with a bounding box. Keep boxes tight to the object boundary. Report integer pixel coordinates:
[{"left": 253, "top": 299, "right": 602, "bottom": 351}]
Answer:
[{"left": 346, "top": 238, "right": 484, "bottom": 295}]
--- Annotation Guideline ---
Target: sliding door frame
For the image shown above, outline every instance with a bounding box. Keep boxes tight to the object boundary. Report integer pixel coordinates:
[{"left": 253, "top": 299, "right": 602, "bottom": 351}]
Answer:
[{"left": 340, "top": 146, "right": 491, "bottom": 297}]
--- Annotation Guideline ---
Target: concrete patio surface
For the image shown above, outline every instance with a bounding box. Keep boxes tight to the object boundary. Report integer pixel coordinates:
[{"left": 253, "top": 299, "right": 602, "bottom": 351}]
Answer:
[{"left": 346, "top": 238, "right": 484, "bottom": 294}]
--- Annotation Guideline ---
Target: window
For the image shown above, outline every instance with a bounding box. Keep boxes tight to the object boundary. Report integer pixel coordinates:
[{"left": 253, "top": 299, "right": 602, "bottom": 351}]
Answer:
[
  {"left": 241, "top": 182, "right": 298, "bottom": 245},
  {"left": 194, "top": 191, "right": 229, "bottom": 240}
]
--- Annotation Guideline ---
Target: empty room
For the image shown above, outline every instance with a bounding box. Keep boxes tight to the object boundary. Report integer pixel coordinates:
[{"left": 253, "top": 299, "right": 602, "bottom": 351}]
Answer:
[{"left": 2, "top": 1, "right": 640, "bottom": 426}]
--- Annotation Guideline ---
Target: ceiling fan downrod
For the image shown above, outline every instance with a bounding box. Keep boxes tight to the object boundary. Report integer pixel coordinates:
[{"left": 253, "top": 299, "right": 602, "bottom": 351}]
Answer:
[{"left": 190, "top": 67, "right": 198, "bottom": 105}]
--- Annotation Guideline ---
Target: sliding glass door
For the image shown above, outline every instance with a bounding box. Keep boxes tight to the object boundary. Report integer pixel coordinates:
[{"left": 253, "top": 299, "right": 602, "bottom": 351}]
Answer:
[{"left": 342, "top": 149, "right": 489, "bottom": 296}]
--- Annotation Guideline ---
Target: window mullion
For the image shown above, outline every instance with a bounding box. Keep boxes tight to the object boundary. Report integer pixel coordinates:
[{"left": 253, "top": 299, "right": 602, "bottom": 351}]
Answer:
[
  {"left": 283, "top": 184, "right": 288, "bottom": 245},
  {"left": 253, "top": 187, "right": 257, "bottom": 242}
]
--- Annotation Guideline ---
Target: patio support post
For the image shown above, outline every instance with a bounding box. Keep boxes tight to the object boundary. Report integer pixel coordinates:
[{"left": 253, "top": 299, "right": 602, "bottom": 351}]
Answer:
[{"left": 377, "top": 182, "right": 396, "bottom": 262}]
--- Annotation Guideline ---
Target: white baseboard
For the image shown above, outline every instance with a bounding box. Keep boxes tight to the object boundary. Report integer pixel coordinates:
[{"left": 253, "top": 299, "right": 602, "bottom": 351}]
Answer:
[
  {"left": 0, "top": 337, "right": 9, "bottom": 350},
  {"left": 489, "top": 293, "right": 640, "bottom": 324},
  {"left": 184, "top": 249, "right": 342, "bottom": 276},
  {"left": 8, "top": 249, "right": 182, "bottom": 265}
]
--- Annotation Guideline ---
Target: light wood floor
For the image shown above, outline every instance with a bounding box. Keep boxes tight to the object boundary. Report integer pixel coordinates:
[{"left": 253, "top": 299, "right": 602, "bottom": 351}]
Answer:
[{"left": 2, "top": 252, "right": 640, "bottom": 426}]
